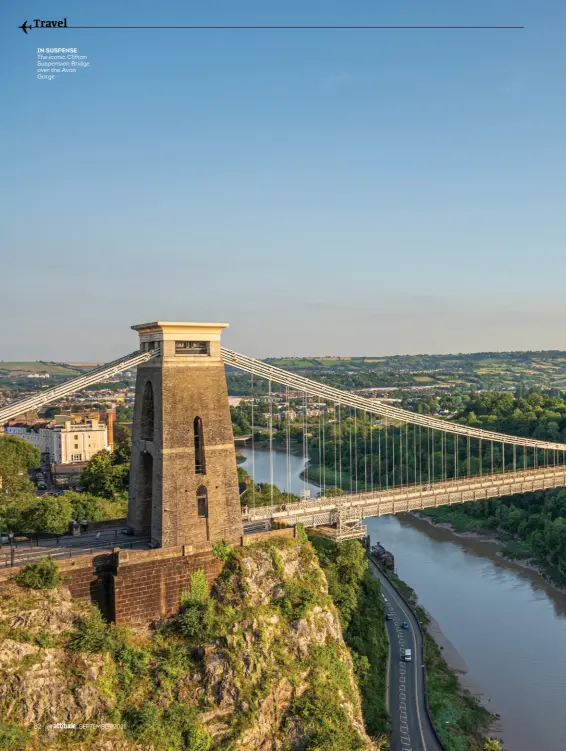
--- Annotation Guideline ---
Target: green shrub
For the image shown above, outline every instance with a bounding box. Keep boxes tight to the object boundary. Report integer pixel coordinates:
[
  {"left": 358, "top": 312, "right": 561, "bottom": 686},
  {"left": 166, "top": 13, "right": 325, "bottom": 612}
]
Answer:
[
  {"left": 279, "top": 579, "right": 319, "bottom": 620},
  {"left": 270, "top": 548, "right": 285, "bottom": 579},
  {"left": 295, "top": 523, "right": 308, "bottom": 544},
  {"left": 0, "top": 720, "right": 32, "bottom": 750},
  {"left": 125, "top": 701, "right": 212, "bottom": 750},
  {"left": 68, "top": 609, "right": 111, "bottom": 653},
  {"left": 179, "top": 601, "right": 214, "bottom": 642},
  {"left": 15, "top": 558, "right": 60, "bottom": 589},
  {"left": 179, "top": 571, "right": 214, "bottom": 642},
  {"left": 211, "top": 539, "right": 231, "bottom": 562},
  {"left": 112, "top": 641, "right": 150, "bottom": 690},
  {"left": 35, "top": 631, "right": 56, "bottom": 648},
  {"left": 181, "top": 570, "right": 208, "bottom": 605},
  {"left": 287, "top": 666, "right": 366, "bottom": 751}
]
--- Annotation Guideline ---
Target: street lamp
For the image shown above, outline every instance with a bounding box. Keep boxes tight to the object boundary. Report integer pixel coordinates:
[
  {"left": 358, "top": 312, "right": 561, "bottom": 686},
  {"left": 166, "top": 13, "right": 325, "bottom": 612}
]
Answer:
[{"left": 8, "top": 532, "right": 14, "bottom": 566}]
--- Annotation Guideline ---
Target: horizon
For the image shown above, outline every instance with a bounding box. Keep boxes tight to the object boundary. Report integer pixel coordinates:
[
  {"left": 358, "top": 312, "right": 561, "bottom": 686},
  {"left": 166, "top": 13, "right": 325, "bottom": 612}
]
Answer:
[{"left": 4, "top": 344, "right": 566, "bottom": 368}]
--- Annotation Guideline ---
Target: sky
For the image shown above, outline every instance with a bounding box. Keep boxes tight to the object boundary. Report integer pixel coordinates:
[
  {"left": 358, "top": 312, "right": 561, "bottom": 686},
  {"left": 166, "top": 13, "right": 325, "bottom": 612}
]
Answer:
[{"left": 1, "top": 1, "right": 565, "bottom": 360}]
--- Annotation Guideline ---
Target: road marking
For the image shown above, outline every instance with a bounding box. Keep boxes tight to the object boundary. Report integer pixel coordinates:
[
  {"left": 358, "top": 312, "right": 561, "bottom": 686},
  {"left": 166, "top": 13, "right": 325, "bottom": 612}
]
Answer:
[
  {"left": 400, "top": 692, "right": 406, "bottom": 700},
  {"left": 401, "top": 737, "right": 411, "bottom": 745},
  {"left": 400, "top": 711, "right": 407, "bottom": 721},
  {"left": 400, "top": 676, "right": 406, "bottom": 682},
  {"left": 368, "top": 560, "right": 427, "bottom": 751},
  {"left": 401, "top": 724, "right": 409, "bottom": 733},
  {"left": 400, "top": 702, "right": 406, "bottom": 710}
]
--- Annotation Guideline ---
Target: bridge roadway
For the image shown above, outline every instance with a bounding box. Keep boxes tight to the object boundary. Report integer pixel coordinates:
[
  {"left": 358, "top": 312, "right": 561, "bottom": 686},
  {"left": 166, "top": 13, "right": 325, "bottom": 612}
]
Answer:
[
  {"left": 368, "top": 557, "right": 442, "bottom": 751},
  {"left": 247, "top": 465, "right": 566, "bottom": 528}
]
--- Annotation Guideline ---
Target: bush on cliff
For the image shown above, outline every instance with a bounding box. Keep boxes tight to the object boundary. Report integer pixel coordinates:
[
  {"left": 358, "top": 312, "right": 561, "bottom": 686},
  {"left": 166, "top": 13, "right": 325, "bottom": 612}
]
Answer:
[
  {"left": 15, "top": 558, "right": 60, "bottom": 590},
  {"left": 179, "top": 570, "right": 214, "bottom": 643},
  {"left": 0, "top": 720, "right": 32, "bottom": 750}
]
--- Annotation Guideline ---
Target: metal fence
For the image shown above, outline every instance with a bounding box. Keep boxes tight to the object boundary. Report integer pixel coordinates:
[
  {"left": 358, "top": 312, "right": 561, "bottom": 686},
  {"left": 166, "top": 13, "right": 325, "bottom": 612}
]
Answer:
[{"left": 0, "top": 538, "right": 151, "bottom": 568}]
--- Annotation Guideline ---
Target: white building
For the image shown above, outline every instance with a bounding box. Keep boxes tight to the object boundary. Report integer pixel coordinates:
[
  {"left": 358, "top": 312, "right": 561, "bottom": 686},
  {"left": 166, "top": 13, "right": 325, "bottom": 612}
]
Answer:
[{"left": 5, "top": 417, "right": 109, "bottom": 464}]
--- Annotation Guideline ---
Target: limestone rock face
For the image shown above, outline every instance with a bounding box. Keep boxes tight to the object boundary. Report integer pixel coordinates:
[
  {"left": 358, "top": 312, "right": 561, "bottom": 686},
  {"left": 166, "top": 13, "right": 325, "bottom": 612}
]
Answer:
[
  {"left": 0, "top": 584, "right": 81, "bottom": 635},
  {"left": 0, "top": 584, "right": 115, "bottom": 748},
  {"left": 185, "top": 542, "right": 378, "bottom": 750},
  {"left": 0, "top": 540, "right": 380, "bottom": 750}
]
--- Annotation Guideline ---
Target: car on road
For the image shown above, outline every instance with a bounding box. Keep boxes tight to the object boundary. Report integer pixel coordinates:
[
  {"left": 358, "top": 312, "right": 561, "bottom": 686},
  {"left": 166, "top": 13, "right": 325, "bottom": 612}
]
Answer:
[
  {"left": 37, "top": 481, "right": 47, "bottom": 489},
  {"left": 402, "top": 621, "right": 409, "bottom": 629},
  {"left": 404, "top": 649, "right": 412, "bottom": 662}
]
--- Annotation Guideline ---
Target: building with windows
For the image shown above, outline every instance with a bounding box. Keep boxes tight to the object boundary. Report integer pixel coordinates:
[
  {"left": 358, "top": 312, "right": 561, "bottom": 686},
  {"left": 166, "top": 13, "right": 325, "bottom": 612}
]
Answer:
[{"left": 5, "top": 416, "right": 109, "bottom": 464}]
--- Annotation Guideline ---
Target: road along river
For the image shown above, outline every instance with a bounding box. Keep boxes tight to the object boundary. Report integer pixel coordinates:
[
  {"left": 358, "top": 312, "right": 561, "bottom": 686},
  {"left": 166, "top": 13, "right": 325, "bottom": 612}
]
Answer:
[{"left": 239, "top": 448, "right": 566, "bottom": 751}]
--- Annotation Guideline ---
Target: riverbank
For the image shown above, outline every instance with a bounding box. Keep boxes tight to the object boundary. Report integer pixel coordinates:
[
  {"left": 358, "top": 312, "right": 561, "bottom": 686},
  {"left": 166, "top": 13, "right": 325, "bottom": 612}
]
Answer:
[{"left": 414, "top": 510, "right": 566, "bottom": 595}]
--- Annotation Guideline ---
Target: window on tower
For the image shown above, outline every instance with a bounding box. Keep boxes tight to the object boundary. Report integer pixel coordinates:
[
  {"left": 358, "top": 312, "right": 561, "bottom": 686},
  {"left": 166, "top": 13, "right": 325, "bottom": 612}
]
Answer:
[
  {"left": 197, "top": 485, "right": 208, "bottom": 518},
  {"left": 194, "top": 417, "right": 206, "bottom": 474}
]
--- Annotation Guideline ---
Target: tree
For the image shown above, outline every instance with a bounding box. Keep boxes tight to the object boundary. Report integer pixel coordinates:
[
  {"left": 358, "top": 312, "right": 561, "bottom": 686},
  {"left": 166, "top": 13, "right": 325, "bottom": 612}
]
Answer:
[
  {"left": 112, "top": 435, "right": 131, "bottom": 466},
  {"left": 80, "top": 450, "right": 126, "bottom": 498},
  {"left": 25, "top": 495, "right": 72, "bottom": 534},
  {"left": 115, "top": 405, "right": 134, "bottom": 423},
  {"left": 483, "top": 740, "right": 502, "bottom": 750},
  {"left": 0, "top": 435, "right": 40, "bottom": 533},
  {"left": 0, "top": 435, "right": 39, "bottom": 497},
  {"left": 60, "top": 490, "right": 126, "bottom": 524},
  {"left": 319, "top": 487, "right": 345, "bottom": 498},
  {"left": 113, "top": 422, "right": 131, "bottom": 445}
]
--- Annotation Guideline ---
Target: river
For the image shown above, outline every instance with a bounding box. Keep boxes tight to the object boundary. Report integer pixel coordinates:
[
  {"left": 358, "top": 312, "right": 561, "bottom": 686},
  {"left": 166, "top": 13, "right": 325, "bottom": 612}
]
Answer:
[{"left": 239, "top": 448, "right": 566, "bottom": 751}]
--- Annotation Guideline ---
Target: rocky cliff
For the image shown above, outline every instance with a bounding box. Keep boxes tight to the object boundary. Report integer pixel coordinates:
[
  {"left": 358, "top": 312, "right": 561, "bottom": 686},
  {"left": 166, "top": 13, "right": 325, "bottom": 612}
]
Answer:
[{"left": 0, "top": 537, "right": 382, "bottom": 750}]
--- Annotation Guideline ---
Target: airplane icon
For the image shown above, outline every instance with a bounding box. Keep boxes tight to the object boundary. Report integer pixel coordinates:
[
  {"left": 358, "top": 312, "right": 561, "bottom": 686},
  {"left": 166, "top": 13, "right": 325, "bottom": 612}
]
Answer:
[{"left": 19, "top": 20, "right": 33, "bottom": 34}]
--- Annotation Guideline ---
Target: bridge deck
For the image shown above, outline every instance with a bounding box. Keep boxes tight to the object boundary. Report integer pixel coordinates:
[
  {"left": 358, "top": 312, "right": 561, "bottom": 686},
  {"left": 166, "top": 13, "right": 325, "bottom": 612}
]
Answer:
[{"left": 247, "top": 465, "right": 566, "bottom": 528}]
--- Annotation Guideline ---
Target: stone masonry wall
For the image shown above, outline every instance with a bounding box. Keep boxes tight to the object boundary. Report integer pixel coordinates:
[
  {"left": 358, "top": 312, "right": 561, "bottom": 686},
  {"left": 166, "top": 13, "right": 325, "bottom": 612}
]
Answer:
[
  {"left": 0, "top": 528, "right": 296, "bottom": 626},
  {"left": 113, "top": 546, "right": 223, "bottom": 625}
]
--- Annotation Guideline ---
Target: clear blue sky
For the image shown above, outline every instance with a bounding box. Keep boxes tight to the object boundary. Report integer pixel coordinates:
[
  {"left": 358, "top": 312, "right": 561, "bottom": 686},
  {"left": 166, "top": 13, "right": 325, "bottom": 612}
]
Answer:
[{"left": 2, "top": 1, "right": 565, "bottom": 360}]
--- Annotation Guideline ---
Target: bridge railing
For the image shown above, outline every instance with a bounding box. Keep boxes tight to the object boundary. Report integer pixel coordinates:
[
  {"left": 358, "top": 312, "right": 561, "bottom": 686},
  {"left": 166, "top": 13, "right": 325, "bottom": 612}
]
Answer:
[{"left": 246, "top": 465, "right": 566, "bottom": 525}]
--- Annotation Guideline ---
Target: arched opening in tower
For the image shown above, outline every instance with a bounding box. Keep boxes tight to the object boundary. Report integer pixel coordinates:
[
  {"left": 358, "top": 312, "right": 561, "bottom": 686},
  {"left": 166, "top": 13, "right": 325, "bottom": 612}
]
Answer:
[
  {"left": 139, "top": 451, "right": 153, "bottom": 536},
  {"left": 140, "top": 381, "right": 154, "bottom": 441}
]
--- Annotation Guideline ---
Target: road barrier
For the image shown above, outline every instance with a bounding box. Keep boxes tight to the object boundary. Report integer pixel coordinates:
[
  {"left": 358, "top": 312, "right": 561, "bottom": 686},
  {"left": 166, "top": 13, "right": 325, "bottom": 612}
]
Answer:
[{"left": 0, "top": 539, "right": 150, "bottom": 568}]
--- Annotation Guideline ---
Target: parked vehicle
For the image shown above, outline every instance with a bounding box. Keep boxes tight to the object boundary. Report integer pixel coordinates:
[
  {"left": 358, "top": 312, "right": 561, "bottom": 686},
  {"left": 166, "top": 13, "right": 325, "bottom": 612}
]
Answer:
[
  {"left": 37, "top": 481, "right": 47, "bottom": 489},
  {"left": 385, "top": 613, "right": 393, "bottom": 620},
  {"left": 402, "top": 621, "right": 409, "bottom": 629},
  {"left": 404, "top": 649, "right": 412, "bottom": 662}
]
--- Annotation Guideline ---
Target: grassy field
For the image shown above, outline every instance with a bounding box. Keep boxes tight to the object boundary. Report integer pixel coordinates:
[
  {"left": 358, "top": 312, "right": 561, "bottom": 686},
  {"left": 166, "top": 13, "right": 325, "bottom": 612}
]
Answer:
[
  {"left": 0, "top": 362, "right": 83, "bottom": 376},
  {"left": 263, "top": 350, "right": 566, "bottom": 393}
]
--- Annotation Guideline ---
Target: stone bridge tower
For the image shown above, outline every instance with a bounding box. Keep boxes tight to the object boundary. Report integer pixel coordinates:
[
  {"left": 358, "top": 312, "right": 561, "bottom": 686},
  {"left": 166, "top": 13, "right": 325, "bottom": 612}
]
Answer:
[{"left": 128, "top": 322, "right": 243, "bottom": 548}]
